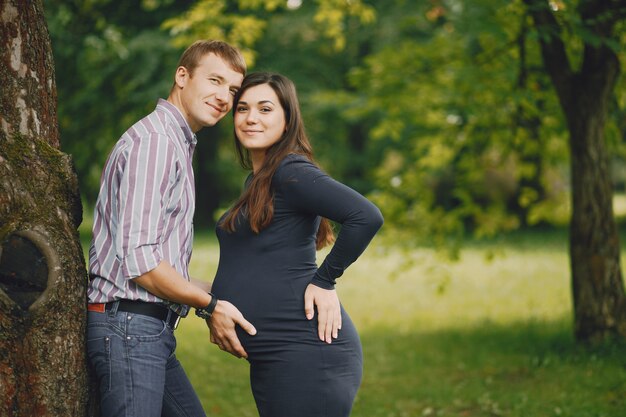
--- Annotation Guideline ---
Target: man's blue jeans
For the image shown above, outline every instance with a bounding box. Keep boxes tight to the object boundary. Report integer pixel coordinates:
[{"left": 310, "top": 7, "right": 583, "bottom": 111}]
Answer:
[{"left": 87, "top": 302, "right": 206, "bottom": 417}]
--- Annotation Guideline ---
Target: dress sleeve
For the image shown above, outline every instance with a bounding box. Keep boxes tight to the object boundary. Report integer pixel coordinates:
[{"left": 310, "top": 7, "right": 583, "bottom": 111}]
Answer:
[{"left": 275, "top": 155, "right": 384, "bottom": 289}]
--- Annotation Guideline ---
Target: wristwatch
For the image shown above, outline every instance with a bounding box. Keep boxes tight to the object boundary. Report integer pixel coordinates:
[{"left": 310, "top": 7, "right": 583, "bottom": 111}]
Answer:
[{"left": 195, "top": 292, "right": 218, "bottom": 320}]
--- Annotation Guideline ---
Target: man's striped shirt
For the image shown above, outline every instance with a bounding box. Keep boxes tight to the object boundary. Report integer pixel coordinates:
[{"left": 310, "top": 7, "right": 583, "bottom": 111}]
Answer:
[{"left": 87, "top": 99, "right": 196, "bottom": 316}]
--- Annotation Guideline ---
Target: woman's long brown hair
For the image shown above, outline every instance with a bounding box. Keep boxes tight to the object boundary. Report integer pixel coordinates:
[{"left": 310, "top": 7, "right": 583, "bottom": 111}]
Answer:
[{"left": 220, "top": 72, "right": 335, "bottom": 250}]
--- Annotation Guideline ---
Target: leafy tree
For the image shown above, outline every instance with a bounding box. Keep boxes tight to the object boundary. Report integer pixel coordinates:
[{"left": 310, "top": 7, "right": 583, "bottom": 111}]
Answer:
[
  {"left": 522, "top": 0, "right": 626, "bottom": 341},
  {"left": 347, "top": 0, "right": 626, "bottom": 341},
  {"left": 344, "top": 1, "right": 570, "bottom": 246},
  {"left": 43, "top": 0, "right": 626, "bottom": 350},
  {"left": 164, "top": 0, "right": 626, "bottom": 341}
]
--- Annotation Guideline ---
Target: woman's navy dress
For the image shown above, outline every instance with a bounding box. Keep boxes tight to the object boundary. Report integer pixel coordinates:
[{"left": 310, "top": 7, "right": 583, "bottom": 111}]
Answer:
[{"left": 211, "top": 154, "right": 383, "bottom": 417}]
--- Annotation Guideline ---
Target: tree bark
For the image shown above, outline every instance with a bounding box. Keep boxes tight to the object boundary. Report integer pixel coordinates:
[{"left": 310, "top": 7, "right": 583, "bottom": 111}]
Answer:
[
  {"left": 524, "top": 0, "right": 626, "bottom": 342},
  {"left": 0, "top": 0, "right": 93, "bottom": 415}
]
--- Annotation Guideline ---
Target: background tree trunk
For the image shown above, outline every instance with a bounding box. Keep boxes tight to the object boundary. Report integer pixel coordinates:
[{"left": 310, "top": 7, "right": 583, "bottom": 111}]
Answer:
[
  {"left": 524, "top": 0, "right": 626, "bottom": 342},
  {"left": 569, "top": 106, "right": 626, "bottom": 341},
  {"left": 568, "top": 65, "right": 626, "bottom": 341},
  {"left": 0, "top": 0, "right": 93, "bottom": 415}
]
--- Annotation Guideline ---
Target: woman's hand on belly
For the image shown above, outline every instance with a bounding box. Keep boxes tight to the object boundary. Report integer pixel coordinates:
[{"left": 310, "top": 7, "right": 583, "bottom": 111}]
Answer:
[{"left": 304, "top": 284, "right": 342, "bottom": 344}]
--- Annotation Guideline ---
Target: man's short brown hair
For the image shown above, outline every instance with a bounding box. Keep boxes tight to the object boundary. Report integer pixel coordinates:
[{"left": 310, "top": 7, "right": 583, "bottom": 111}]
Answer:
[{"left": 177, "top": 40, "right": 246, "bottom": 76}]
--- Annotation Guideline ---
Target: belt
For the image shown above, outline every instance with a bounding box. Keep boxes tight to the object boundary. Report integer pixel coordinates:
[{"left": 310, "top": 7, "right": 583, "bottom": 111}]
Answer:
[{"left": 88, "top": 300, "right": 180, "bottom": 329}]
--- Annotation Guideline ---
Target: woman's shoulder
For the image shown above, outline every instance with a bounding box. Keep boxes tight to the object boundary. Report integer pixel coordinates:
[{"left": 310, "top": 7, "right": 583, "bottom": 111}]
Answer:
[
  {"left": 274, "top": 153, "right": 319, "bottom": 181},
  {"left": 278, "top": 153, "right": 311, "bottom": 167}
]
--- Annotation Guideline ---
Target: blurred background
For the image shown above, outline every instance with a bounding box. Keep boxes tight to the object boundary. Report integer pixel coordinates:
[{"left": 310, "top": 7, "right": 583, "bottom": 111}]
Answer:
[
  {"left": 43, "top": 0, "right": 625, "bottom": 415},
  {"left": 45, "top": 0, "right": 625, "bottom": 236}
]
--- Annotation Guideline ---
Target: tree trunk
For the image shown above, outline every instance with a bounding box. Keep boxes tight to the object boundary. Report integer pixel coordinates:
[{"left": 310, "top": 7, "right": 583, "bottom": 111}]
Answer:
[
  {"left": 0, "top": 0, "right": 93, "bottom": 415},
  {"left": 524, "top": 0, "right": 626, "bottom": 342},
  {"left": 568, "top": 79, "right": 626, "bottom": 342}
]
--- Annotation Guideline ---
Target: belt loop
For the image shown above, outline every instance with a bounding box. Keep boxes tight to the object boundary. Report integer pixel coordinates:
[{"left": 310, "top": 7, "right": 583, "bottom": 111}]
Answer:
[
  {"left": 166, "top": 309, "right": 180, "bottom": 330},
  {"left": 108, "top": 300, "right": 120, "bottom": 316}
]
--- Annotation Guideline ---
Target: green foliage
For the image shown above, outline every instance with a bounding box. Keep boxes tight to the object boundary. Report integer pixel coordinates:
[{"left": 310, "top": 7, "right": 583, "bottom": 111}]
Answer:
[
  {"left": 339, "top": 0, "right": 578, "bottom": 244},
  {"left": 312, "top": 0, "right": 376, "bottom": 51},
  {"left": 161, "top": 0, "right": 377, "bottom": 63},
  {"left": 45, "top": 0, "right": 191, "bottom": 202},
  {"left": 47, "top": 0, "right": 626, "bottom": 238},
  {"left": 161, "top": 0, "right": 270, "bottom": 66}
]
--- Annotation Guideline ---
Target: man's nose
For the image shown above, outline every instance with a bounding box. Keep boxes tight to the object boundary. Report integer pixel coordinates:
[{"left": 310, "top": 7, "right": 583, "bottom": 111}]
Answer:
[{"left": 216, "top": 86, "right": 230, "bottom": 102}]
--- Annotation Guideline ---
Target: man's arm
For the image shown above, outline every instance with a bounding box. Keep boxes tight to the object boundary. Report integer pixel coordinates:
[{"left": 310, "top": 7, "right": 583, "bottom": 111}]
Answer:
[
  {"left": 190, "top": 277, "right": 212, "bottom": 293},
  {"left": 134, "top": 261, "right": 256, "bottom": 358}
]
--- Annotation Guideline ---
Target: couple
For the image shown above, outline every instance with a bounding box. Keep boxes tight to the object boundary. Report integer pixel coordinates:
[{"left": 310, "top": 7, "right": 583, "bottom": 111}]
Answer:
[{"left": 86, "top": 40, "right": 383, "bottom": 417}]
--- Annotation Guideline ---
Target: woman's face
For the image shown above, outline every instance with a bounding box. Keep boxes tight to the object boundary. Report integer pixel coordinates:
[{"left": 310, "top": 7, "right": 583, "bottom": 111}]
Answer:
[{"left": 234, "top": 83, "right": 286, "bottom": 156}]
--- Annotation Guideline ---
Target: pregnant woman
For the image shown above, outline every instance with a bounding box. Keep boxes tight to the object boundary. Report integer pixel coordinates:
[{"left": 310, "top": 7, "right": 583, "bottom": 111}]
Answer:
[{"left": 210, "top": 72, "right": 383, "bottom": 417}]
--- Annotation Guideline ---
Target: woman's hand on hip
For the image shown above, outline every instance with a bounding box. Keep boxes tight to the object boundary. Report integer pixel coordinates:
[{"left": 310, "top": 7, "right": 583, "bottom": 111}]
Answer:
[{"left": 304, "top": 284, "right": 342, "bottom": 344}]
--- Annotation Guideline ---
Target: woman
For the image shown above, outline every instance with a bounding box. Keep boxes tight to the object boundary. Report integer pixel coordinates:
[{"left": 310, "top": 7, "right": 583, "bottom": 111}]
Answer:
[{"left": 210, "top": 72, "right": 383, "bottom": 417}]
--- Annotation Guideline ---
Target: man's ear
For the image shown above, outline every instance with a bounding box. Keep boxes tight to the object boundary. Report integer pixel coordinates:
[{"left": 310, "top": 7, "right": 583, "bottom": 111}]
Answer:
[{"left": 174, "top": 66, "right": 189, "bottom": 88}]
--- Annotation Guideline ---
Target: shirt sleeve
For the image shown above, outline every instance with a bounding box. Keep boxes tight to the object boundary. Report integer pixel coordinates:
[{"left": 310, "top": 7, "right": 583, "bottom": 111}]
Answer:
[
  {"left": 117, "top": 134, "right": 177, "bottom": 279},
  {"left": 274, "top": 155, "right": 384, "bottom": 289}
]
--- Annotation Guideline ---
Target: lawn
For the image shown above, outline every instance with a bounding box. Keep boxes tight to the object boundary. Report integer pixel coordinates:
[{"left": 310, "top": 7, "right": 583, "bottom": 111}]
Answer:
[
  {"left": 172, "top": 230, "right": 626, "bottom": 417},
  {"left": 78, "top": 223, "right": 626, "bottom": 416}
]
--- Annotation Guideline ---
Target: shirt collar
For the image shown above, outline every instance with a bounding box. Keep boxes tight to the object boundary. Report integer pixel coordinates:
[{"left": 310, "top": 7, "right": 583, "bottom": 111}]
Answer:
[{"left": 156, "top": 99, "right": 197, "bottom": 148}]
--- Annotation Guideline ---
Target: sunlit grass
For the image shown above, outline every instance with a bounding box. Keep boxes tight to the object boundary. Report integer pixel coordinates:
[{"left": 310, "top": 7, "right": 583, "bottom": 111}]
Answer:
[
  {"left": 179, "top": 232, "right": 625, "bottom": 417},
  {"left": 187, "top": 233, "right": 572, "bottom": 332},
  {"left": 78, "top": 214, "right": 626, "bottom": 416}
]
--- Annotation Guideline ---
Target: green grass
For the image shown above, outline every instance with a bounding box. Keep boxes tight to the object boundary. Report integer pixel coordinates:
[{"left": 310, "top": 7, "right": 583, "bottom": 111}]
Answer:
[
  {"left": 78, "top": 218, "right": 626, "bottom": 416},
  {"left": 176, "top": 232, "right": 626, "bottom": 417}
]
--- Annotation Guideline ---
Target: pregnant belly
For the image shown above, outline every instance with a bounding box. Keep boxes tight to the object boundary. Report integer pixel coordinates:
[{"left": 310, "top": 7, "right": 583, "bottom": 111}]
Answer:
[{"left": 212, "top": 280, "right": 321, "bottom": 355}]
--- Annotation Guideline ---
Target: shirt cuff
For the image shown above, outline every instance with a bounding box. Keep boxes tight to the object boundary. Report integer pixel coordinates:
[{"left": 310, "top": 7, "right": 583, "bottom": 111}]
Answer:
[
  {"left": 311, "top": 274, "right": 336, "bottom": 290},
  {"left": 121, "top": 243, "right": 162, "bottom": 279}
]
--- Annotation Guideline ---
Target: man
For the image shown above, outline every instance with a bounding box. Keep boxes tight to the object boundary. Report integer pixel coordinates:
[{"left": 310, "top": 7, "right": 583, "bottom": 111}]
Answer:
[{"left": 86, "top": 40, "right": 256, "bottom": 417}]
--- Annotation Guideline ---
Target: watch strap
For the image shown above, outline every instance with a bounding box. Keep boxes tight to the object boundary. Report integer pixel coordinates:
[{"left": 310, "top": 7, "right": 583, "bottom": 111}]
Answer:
[
  {"left": 195, "top": 292, "right": 218, "bottom": 319},
  {"left": 204, "top": 292, "right": 218, "bottom": 315}
]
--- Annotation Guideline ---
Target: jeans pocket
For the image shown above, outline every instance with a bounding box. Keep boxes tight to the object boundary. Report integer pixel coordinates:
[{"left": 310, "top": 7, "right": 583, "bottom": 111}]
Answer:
[
  {"left": 127, "top": 313, "right": 168, "bottom": 342},
  {"left": 86, "top": 336, "right": 112, "bottom": 393}
]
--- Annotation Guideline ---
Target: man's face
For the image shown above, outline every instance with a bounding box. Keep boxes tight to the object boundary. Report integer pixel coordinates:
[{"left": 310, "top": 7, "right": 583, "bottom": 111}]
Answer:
[{"left": 175, "top": 53, "right": 244, "bottom": 132}]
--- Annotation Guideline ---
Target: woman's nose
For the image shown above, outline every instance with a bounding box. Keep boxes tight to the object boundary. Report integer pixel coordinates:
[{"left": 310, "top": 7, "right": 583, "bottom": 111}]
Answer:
[{"left": 245, "top": 111, "right": 258, "bottom": 123}]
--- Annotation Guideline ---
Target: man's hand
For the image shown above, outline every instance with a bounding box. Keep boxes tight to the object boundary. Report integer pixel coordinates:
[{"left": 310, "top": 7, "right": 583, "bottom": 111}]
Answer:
[
  {"left": 207, "top": 300, "right": 256, "bottom": 358},
  {"left": 304, "top": 284, "right": 341, "bottom": 344}
]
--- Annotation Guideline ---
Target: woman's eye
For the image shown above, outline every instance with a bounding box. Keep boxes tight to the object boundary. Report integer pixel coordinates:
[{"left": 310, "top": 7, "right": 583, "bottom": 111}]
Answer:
[
  {"left": 236, "top": 106, "right": 247, "bottom": 112},
  {"left": 260, "top": 107, "right": 272, "bottom": 113}
]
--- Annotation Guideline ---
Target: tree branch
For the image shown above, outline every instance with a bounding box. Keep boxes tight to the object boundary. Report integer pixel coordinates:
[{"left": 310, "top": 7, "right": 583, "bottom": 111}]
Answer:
[
  {"left": 522, "top": 0, "right": 574, "bottom": 111},
  {"left": 579, "top": 0, "right": 622, "bottom": 104}
]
